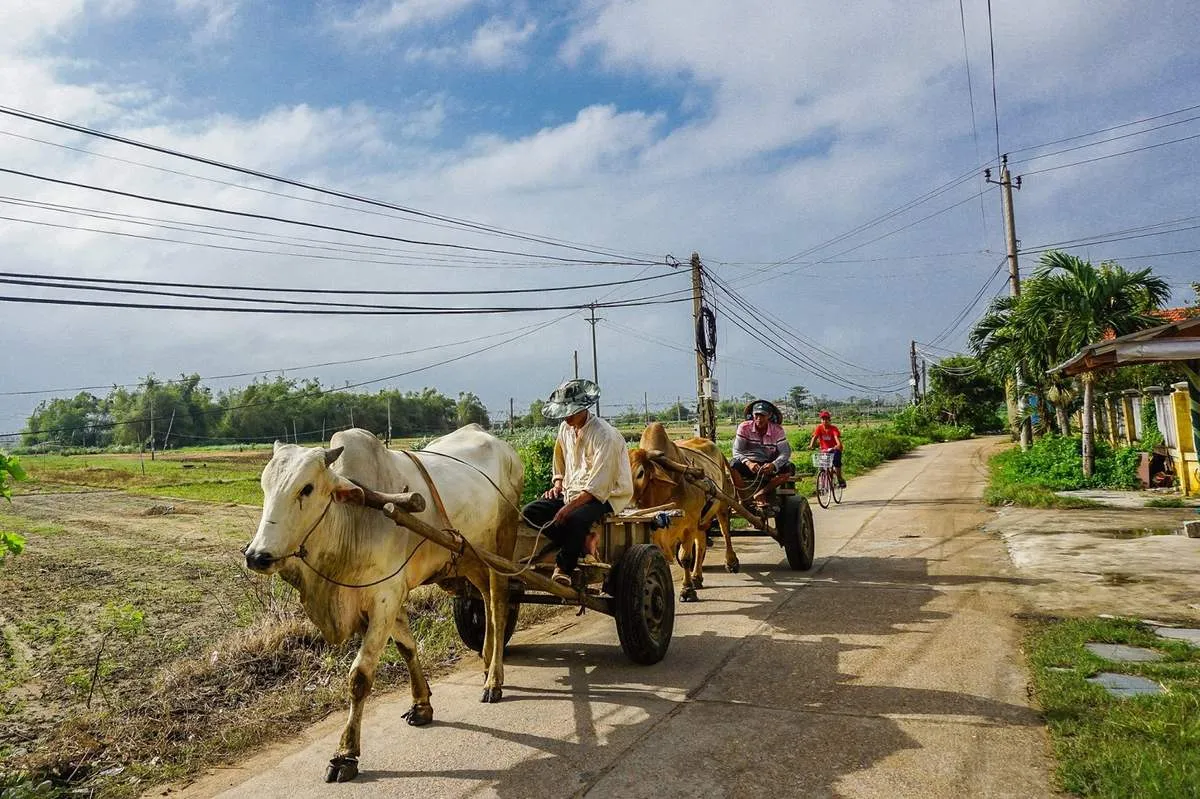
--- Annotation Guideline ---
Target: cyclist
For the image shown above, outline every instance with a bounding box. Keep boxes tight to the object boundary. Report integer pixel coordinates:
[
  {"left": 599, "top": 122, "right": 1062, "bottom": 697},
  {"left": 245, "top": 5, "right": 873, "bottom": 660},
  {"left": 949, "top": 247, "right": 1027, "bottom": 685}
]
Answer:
[
  {"left": 731, "top": 399, "right": 795, "bottom": 501},
  {"left": 809, "top": 409, "right": 846, "bottom": 488}
]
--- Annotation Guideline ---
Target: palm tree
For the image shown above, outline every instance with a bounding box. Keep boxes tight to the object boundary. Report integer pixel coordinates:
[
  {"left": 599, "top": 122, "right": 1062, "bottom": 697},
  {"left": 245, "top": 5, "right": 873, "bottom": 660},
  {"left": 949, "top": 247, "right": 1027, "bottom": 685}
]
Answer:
[{"left": 1020, "top": 252, "right": 1170, "bottom": 476}]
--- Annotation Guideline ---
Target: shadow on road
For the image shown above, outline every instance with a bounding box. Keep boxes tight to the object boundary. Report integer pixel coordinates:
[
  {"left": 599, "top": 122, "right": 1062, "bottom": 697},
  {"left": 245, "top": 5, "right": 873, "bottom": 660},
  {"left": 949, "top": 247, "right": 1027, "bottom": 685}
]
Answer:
[{"left": 352, "top": 554, "right": 1040, "bottom": 795}]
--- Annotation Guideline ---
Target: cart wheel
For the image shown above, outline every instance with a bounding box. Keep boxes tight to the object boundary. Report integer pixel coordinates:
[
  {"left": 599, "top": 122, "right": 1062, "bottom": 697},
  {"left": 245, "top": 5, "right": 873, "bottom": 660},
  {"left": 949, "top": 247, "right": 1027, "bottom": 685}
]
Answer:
[
  {"left": 778, "top": 495, "right": 815, "bottom": 570},
  {"left": 611, "top": 544, "right": 675, "bottom": 664},
  {"left": 451, "top": 595, "right": 520, "bottom": 654}
]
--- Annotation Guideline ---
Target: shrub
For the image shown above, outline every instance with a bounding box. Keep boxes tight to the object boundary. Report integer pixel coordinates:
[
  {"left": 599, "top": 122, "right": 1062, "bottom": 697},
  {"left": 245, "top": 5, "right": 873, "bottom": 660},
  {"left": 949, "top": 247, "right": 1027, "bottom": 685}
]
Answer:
[
  {"left": 501, "top": 429, "right": 557, "bottom": 506},
  {"left": 890, "top": 404, "right": 973, "bottom": 442},
  {"left": 990, "top": 435, "right": 1140, "bottom": 491}
]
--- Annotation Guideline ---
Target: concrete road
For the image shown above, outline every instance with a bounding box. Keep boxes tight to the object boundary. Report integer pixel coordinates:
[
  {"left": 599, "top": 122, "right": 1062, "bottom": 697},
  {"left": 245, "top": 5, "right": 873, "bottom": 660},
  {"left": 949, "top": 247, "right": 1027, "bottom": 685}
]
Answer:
[{"left": 181, "top": 438, "right": 1053, "bottom": 798}]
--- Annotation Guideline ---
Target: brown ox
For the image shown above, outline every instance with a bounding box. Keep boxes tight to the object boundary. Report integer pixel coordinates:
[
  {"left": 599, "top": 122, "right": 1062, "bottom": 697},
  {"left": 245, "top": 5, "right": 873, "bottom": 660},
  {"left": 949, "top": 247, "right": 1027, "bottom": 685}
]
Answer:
[{"left": 628, "top": 422, "right": 738, "bottom": 601}]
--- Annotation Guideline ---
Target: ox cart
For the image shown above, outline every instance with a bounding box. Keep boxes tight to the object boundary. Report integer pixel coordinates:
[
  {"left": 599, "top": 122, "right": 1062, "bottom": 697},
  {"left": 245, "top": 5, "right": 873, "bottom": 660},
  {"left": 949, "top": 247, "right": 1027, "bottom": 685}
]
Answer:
[
  {"left": 643, "top": 449, "right": 816, "bottom": 571},
  {"left": 349, "top": 483, "right": 679, "bottom": 665}
]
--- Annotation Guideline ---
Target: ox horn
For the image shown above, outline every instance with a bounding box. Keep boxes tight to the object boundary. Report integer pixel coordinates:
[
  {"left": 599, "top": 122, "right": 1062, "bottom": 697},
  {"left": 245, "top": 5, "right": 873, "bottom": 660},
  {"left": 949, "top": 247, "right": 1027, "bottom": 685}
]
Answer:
[{"left": 324, "top": 446, "right": 345, "bottom": 466}]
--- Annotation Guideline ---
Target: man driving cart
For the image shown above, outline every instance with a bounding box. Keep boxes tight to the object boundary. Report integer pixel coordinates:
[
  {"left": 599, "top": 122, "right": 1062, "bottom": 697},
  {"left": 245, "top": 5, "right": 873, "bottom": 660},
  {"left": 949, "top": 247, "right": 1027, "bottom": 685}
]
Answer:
[
  {"left": 730, "top": 399, "right": 796, "bottom": 510},
  {"left": 521, "top": 378, "right": 633, "bottom": 586}
]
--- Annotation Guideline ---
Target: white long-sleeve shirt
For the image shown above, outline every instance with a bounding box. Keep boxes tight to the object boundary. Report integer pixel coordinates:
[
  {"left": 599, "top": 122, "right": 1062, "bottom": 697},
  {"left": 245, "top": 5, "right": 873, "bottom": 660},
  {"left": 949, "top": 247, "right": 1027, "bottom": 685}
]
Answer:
[{"left": 552, "top": 413, "right": 633, "bottom": 513}]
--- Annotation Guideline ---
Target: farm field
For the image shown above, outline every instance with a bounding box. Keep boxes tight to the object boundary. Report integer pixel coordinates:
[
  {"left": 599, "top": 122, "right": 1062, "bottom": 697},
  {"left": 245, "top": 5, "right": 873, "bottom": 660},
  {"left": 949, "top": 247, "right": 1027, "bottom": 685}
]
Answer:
[{"left": 0, "top": 450, "right": 558, "bottom": 798}]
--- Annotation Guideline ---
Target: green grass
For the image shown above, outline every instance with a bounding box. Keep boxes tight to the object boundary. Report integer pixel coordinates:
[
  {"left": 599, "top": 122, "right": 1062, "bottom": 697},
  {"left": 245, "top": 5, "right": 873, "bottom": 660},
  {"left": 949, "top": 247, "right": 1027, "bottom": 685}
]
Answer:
[
  {"left": 16, "top": 451, "right": 266, "bottom": 505},
  {"left": 1026, "top": 616, "right": 1200, "bottom": 798},
  {"left": 984, "top": 483, "right": 1102, "bottom": 509},
  {"left": 1144, "top": 497, "right": 1188, "bottom": 509}
]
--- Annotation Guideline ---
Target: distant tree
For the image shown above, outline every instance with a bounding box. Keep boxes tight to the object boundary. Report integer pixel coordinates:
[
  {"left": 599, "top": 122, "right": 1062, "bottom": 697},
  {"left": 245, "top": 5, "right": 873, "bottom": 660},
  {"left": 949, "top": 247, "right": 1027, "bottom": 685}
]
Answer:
[
  {"left": 455, "top": 392, "right": 490, "bottom": 428},
  {"left": 925, "top": 356, "right": 1004, "bottom": 432}
]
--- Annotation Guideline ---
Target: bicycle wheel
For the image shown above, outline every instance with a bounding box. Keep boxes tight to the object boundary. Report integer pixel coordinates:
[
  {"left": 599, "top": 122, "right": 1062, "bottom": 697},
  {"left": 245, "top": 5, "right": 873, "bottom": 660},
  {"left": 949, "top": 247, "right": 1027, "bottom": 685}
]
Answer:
[
  {"left": 831, "top": 473, "right": 844, "bottom": 504},
  {"left": 816, "top": 468, "right": 831, "bottom": 509}
]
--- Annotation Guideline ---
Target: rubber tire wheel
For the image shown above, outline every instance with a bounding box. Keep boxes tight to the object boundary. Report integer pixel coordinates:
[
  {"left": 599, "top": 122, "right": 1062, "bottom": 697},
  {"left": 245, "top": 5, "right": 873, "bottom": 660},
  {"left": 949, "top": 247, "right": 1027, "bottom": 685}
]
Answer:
[
  {"left": 816, "top": 469, "right": 832, "bottom": 509},
  {"left": 832, "top": 474, "right": 844, "bottom": 504},
  {"left": 451, "top": 595, "right": 520, "bottom": 654},
  {"left": 779, "top": 495, "right": 815, "bottom": 570},
  {"left": 611, "top": 544, "right": 675, "bottom": 665}
]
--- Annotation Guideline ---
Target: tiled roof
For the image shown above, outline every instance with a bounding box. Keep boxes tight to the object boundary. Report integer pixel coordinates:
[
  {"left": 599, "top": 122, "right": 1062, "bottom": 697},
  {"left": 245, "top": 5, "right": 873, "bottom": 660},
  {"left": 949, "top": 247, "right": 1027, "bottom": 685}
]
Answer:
[{"left": 1101, "top": 307, "right": 1196, "bottom": 340}]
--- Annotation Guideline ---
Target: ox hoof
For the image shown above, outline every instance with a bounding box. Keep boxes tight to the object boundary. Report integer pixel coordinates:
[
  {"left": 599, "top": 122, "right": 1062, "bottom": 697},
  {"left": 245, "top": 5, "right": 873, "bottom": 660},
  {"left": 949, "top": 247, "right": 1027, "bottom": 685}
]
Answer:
[
  {"left": 325, "top": 756, "right": 359, "bottom": 783},
  {"left": 726, "top": 561, "right": 740, "bottom": 574},
  {"left": 402, "top": 702, "right": 433, "bottom": 727},
  {"left": 692, "top": 573, "right": 704, "bottom": 588},
  {"left": 481, "top": 686, "right": 503, "bottom": 703},
  {"left": 680, "top": 588, "right": 699, "bottom": 603}
]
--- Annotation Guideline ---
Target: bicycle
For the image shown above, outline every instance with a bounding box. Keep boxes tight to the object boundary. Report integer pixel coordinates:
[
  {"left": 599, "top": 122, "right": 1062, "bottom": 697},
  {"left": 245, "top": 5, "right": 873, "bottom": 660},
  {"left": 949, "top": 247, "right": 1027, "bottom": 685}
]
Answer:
[{"left": 811, "top": 451, "right": 843, "bottom": 508}]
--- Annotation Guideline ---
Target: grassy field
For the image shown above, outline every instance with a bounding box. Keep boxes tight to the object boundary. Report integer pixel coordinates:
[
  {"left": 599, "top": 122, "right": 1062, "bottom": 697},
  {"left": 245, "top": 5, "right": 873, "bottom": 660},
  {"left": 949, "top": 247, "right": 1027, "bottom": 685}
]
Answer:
[
  {"left": 0, "top": 450, "right": 560, "bottom": 798},
  {"left": 1025, "top": 616, "right": 1200, "bottom": 798}
]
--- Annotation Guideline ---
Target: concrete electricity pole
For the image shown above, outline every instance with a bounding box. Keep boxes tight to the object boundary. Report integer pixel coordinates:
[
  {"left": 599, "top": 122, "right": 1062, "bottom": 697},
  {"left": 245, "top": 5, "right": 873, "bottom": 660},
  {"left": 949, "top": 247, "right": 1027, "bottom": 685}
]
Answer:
[
  {"left": 691, "top": 252, "right": 717, "bottom": 441},
  {"left": 586, "top": 304, "right": 601, "bottom": 418},
  {"left": 986, "top": 154, "right": 1031, "bottom": 450},
  {"left": 910, "top": 340, "right": 921, "bottom": 405}
]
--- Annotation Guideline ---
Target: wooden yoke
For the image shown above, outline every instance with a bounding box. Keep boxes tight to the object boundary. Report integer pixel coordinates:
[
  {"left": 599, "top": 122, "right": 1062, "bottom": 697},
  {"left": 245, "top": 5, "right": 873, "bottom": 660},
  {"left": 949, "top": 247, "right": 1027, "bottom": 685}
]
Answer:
[{"left": 348, "top": 481, "right": 611, "bottom": 613}]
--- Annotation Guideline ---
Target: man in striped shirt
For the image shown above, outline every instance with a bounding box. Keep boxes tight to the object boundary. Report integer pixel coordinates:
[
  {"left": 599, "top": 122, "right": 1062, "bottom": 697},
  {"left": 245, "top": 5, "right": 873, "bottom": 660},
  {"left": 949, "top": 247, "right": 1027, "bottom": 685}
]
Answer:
[{"left": 731, "top": 399, "right": 795, "bottom": 500}]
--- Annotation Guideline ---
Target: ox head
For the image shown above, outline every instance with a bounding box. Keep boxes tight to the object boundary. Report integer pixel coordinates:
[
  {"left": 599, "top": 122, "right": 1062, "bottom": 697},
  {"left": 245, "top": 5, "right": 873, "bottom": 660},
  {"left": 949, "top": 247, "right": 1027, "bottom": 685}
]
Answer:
[
  {"left": 243, "top": 441, "right": 365, "bottom": 574},
  {"left": 629, "top": 448, "right": 678, "bottom": 510}
]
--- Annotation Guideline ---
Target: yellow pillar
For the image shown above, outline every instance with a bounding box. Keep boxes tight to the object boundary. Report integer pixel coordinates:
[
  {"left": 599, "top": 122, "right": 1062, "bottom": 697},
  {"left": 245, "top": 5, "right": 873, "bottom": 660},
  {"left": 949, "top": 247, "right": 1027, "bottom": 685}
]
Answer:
[
  {"left": 1172, "top": 382, "right": 1197, "bottom": 496},
  {"left": 1106, "top": 393, "right": 1121, "bottom": 447},
  {"left": 1121, "top": 389, "right": 1138, "bottom": 445}
]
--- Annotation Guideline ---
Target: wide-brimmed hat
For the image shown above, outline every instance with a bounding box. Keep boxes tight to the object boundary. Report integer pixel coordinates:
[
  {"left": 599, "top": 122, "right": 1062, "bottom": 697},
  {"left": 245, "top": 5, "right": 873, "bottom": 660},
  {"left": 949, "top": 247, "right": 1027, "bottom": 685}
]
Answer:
[
  {"left": 742, "top": 399, "right": 782, "bottom": 424},
  {"left": 542, "top": 378, "right": 601, "bottom": 420}
]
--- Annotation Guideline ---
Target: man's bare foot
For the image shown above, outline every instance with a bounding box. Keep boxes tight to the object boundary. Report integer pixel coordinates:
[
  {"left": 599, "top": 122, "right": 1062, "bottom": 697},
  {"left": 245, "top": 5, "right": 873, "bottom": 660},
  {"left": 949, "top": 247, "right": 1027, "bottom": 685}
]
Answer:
[{"left": 583, "top": 532, "right": 600, "bottom": 558}]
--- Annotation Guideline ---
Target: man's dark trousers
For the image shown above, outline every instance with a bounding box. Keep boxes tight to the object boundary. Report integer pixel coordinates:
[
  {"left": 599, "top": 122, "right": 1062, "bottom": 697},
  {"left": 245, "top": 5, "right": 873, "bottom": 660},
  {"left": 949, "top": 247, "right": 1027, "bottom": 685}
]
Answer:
[{"left": 521, "top": 496, "right": 612, "bottom": 571}]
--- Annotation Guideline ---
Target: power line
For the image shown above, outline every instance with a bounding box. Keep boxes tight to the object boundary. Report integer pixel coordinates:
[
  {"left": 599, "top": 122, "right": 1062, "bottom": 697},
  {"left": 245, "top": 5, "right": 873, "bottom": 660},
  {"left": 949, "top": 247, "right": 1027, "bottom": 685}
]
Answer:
[
  {"left": 0, "top": 290, "right": 694, "bottom": 316},
  {"left": 0, "top": 104, "right": 661, "bottom": 263},
  {"left": 985, "top": 0, "right": 1002, "bottom": 161},
  {"left": 1021, "top": 131, "right": 1200, "bottom": 177},
  {"left": 957, "top": 0, "right": 990, "bottom": 245},
  {"left": 0, "top": 268, "right": 681, "bottom": 298},
  {"left": 0, "top": 166, "right": 662, "bottom": 265},
  {"left": 1007, "top": 102, "right": 1200, "bottom": 156},
  {"left": 1012, "top": 113, "right": 1200, "bottom": 167}
]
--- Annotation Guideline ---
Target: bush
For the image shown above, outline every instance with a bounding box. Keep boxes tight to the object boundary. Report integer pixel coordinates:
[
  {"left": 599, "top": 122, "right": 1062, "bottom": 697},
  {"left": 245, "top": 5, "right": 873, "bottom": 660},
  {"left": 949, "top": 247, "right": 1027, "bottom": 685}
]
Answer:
[
  {"left": 990, "top": 435, "right": 1140, "bottom": 491},
  {"left": 501, "top": 429, "right": 557, "bottom": 506},
  {"left": 890, "top": 405, "right": 973, "bottom": 442}
]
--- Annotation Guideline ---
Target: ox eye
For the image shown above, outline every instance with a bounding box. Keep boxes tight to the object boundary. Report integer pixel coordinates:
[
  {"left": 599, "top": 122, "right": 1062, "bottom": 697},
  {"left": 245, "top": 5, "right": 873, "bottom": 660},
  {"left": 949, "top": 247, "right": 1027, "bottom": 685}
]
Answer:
[{"left": 299, "top": 484, "right": 314, "bottom": 498}]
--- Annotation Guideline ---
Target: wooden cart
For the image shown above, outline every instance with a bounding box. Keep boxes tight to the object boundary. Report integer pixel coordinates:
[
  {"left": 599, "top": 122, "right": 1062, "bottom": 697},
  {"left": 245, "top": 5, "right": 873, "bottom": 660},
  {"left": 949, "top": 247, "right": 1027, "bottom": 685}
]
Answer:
[{"left": 352, "top": 484, "right": 680, "bottom": 665}]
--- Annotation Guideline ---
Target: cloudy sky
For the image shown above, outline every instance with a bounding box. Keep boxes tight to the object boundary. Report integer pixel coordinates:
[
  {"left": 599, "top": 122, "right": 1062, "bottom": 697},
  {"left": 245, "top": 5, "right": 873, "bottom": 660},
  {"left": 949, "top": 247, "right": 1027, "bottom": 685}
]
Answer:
[{"left": 1, "top": 0, "right": 1197, "bottom": 437}]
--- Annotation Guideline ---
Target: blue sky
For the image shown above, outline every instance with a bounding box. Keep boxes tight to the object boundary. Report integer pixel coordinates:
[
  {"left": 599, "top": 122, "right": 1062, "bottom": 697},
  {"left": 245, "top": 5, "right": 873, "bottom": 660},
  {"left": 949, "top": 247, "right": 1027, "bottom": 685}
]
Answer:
[{"left": 1, "top": 0, "right": 1198, "bottom": 435}]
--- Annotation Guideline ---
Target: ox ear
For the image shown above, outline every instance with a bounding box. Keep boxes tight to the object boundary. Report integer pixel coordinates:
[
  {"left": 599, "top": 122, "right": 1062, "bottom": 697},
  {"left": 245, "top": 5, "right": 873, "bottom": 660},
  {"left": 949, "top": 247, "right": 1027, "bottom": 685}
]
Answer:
[
  {"left": 330, "top": 472, "right": 364, "bottom": 505},
  {"left": 324, "top": 446, "right": 345, "bottom": 467}
]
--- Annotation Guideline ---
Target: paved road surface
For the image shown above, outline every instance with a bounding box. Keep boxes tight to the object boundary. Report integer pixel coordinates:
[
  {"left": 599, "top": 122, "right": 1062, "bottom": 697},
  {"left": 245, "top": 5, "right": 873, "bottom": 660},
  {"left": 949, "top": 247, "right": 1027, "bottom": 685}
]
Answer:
[{"left": 181, "top": 438, "right": 1053, "bottom": 798}]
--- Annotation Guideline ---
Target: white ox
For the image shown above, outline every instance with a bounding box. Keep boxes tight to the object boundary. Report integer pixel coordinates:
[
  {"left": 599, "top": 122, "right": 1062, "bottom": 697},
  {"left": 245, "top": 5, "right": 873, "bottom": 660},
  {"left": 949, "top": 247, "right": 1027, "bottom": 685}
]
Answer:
[{"left": 243, "top": 425, "right": 523, "bottom": 782}]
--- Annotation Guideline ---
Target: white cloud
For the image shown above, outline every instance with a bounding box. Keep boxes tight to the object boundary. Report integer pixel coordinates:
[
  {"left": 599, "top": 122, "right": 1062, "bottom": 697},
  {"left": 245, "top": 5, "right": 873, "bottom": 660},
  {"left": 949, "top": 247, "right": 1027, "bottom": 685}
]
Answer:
[
  {"left": 404, "top": 16, "right": 536, "bottom": 68},
  {"left": 331, "top": 0, "right": 479, "bottom": 39},
  {"left": 174, "top": 0, "right": 241, "bottom": 40},
  {"left": 445, "top": 104, "right": 662, "bottom": 192}
]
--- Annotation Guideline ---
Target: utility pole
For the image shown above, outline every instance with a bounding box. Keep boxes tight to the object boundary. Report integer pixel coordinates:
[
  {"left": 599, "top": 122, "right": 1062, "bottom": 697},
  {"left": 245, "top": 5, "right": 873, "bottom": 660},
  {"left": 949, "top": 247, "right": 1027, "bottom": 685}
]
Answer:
[
  {"left": 692, "top": 252, "right": 717, "bottom": 440},
  {"left": 921, "top": 360, "right": 927, "bottom": 400},
  {"left": 909, "top": 340, "right": 920, "bottom": 405},
  {"left": 586, "top": 304, "right": 601, "bottom": 417},
  {"left": 573, "top": 350, "right": 579, "bottom": 379},
  {"left": 509, "top": 397, "right": 515, "bottom": 432},
  {"left": 148, "top": 386, "right": 155, "bottom": 461},
  {"left": 986, "top": 154, "right": 1031, "bottom": 449},
  {"left": 644, "top": 392, "right": 649, "bottom": 424},
  {"left": 386, "top": 398, "right": 392, "bottom": 445}
]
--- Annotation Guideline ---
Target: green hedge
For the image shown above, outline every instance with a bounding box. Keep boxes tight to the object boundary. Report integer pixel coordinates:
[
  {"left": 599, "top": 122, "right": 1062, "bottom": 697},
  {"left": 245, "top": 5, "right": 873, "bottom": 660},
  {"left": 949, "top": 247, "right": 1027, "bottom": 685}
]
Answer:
[{"left": 990, "top": 435, "right": 1140, "bottom": 491}]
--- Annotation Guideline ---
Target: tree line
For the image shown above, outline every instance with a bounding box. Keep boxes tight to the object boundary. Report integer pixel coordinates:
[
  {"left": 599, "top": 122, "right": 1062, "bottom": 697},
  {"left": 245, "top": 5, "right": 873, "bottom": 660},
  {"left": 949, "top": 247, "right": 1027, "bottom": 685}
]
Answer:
[{"left": 20, "top": 375, "right": 492, "bottom": 449}]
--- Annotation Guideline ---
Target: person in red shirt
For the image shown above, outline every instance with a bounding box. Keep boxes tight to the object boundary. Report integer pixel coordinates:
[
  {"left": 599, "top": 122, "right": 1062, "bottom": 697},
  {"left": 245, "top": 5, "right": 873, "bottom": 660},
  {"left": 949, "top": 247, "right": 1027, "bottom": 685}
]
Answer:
[{"left": 808, "top": 410, "right": 846, "bottom": 488}]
